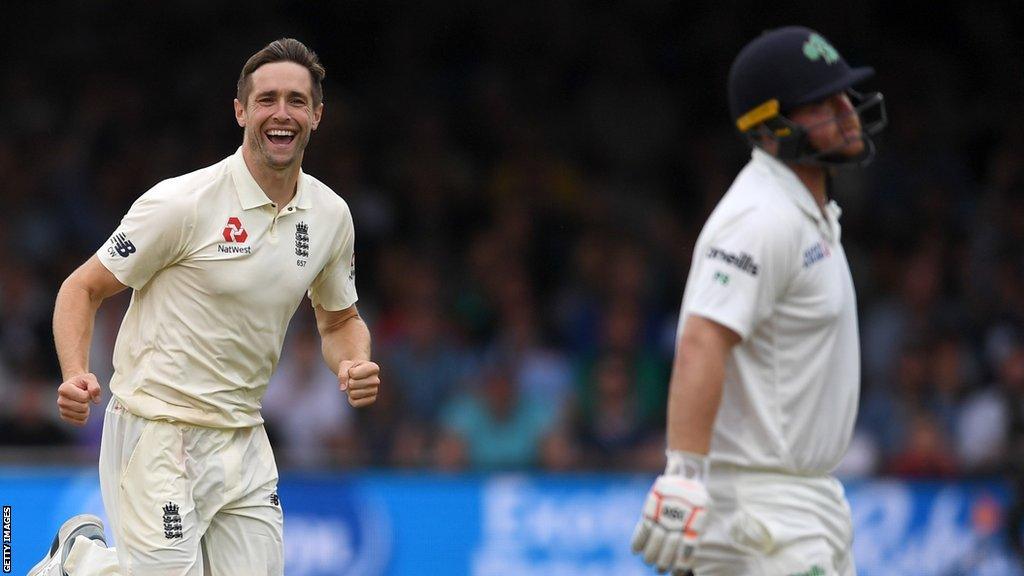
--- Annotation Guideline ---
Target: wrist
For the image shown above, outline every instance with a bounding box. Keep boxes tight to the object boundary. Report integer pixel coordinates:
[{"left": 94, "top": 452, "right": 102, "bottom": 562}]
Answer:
[
  {"left": 61, "top": 368, "right": 89, "bottom": 381},
  {"left": 665, "top": 449, "right": 708, "bottom": 482}
]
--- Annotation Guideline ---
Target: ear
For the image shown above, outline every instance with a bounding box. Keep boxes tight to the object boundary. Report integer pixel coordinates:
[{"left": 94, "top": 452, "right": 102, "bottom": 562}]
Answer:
[
  {"left": 311, "top": 102, "right": 324, "bottom": 131},
  {"left": 234, "top": 98, "right": 246, "bottom": 128},
  {"left": 750, "top": 127, "right": 778, "bottom": 155}
]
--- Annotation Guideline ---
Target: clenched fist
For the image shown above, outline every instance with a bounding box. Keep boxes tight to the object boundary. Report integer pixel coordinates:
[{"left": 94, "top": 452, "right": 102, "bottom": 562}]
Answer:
[
  {"left": 337, "top": 360, "right": 380, "bottom": 408},
  {"left": 57, "top": 373, "right": 102, "bottom": 426}
]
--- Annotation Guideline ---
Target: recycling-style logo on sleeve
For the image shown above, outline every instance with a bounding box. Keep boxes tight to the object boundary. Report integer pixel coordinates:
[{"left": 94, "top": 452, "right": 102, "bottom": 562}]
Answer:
[{"left": 222, "top": 217, "right": 248, "bottom": 243}]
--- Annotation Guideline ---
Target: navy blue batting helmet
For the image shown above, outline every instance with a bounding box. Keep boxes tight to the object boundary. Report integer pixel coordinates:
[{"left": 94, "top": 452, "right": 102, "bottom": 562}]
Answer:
[{"left": 728, "top": 26, "right": 886, "bottom": 166}]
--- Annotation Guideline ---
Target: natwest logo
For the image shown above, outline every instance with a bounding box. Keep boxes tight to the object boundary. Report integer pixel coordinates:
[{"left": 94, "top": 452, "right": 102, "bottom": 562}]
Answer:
[{"left": 222, "top": 217, "right": 248, "bottom": 243}]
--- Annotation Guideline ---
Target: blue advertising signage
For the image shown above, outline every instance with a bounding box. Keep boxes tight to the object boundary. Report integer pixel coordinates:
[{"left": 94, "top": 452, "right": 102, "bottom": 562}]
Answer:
[{"left": 0, "top": 469, "right": 1020, "bottom": 576}]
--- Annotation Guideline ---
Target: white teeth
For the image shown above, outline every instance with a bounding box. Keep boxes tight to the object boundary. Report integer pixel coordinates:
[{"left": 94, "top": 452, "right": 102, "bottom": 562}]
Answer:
[{"left": 267, "top": 130, "right": 295, "bottom": 136}]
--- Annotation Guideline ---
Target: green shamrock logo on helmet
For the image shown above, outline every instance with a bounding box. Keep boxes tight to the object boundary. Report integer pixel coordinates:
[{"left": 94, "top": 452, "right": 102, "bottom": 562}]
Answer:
[{"left": 803, "top": 33, "right": 839, "bottom": 65}]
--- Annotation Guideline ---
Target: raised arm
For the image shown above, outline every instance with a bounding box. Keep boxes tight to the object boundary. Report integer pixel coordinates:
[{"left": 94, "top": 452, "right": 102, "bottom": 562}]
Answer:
[
  {"left": 314, "top": 304, "right": 379, "bottom": 408},
  {"left": 52, "top": 256, "right": 129, "bottom": 425}
]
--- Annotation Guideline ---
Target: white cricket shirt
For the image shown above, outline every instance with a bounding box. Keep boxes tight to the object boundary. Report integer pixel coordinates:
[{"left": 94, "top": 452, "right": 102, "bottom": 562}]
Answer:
[
  {"left": 679, "top": 148, "right": 860, "bottom": 475},
  {"left": 97, "top": 148, "right": 357, "bottom": 428}
]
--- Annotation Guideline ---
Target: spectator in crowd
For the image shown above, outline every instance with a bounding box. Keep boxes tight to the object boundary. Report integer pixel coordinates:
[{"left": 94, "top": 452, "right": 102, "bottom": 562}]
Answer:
[
  {"left": 860, "top": 339, "right": 934, "bottom": 465},
  {"left": 382, "top": 261, "right": 472, "bottom": 425},
  {"left": 262, "top": 320, "right": 356, "bottom": 469},
  {"left": 3, "top": 2, "right": 1024, "bottom": 482},
  {"left": 436, "top": 358, "right": 558, "bottom": 471},
  {"left": 574, "top": 352, "right": 663, "bottom": 470},
  {"left": 886, "top": 411, "right": 959, "bottom": 478},
  {"left": 0, "top": 379, "right": 70, "bottom": 449},
  {"left": 958, "top": 341, "right": 1024, "bottom": 473}
]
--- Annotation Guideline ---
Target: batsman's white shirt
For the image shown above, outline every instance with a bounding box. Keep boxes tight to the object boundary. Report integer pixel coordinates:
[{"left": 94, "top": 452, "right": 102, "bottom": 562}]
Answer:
[
  {"left": 97, "top": 148, "right": 357, "bottom": 428},
  {"left": 680, "top": 147, "right": 859, "bottom": 476}
]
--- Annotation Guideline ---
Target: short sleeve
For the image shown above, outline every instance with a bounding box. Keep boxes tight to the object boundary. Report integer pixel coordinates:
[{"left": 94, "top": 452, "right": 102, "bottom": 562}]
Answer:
[
  {"left": 683, "top": 210, "right": 795, "bottom": 340},
  {"left": 308, "top": 204, "right": 358, "bottom": 311},
  {"left": 96, "top": 186, "right": 194, "bottom": 290}
]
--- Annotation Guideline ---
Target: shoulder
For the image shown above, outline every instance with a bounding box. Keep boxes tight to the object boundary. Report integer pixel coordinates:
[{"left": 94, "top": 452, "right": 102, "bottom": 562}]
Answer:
[
  {"left": 705, "top": 173, "right": 801, "bottom": 247},
  {"left": 140, "top": 157, "right": 230, "bottom": 211},
  {"left": 693, "top": 166, "right": 803, "bottom": 280},
  {"left": 303, "top": 173, "right": 353, "bottom": 220}
]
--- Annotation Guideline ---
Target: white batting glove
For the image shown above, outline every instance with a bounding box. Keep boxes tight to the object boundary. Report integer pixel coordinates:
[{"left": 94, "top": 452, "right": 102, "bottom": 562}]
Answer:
[{"left": 631, "top": 451, "right": 710, "bottom": 575}]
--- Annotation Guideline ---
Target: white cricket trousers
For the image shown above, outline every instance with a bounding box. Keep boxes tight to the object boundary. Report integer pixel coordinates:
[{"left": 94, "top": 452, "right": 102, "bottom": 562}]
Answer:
[
  {"left": 692, "top": 464, "right": 856, "bottom": 576},
  {"left": 65, "top": 399, "right": 283, "bottom": 575}
]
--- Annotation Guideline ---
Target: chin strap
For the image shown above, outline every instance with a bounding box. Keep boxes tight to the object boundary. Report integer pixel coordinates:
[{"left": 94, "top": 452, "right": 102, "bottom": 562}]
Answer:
[
  {"left": 748, "top": 89, "right": 887, "bottom": 169},
  {"left": 796, "top": 131, "right": 879, "bottom": 169}
]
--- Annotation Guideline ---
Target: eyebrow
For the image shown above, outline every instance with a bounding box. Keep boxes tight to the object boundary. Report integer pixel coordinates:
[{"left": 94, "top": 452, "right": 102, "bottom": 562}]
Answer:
[{"left": 253, "top": 90, "right": 310, "bottom": 101}]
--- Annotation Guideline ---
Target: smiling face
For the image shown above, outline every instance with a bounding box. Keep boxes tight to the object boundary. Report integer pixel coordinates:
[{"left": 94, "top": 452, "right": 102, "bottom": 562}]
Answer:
[
  {"left": 788, "top": 91, "right": 865, "bottom": 158},
  {"left": 234, "top": 61, "right": 323, "bottom": 171}
]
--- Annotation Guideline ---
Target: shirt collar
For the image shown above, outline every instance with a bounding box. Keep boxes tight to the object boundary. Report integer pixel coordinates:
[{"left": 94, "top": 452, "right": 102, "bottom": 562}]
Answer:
[
  {"left": 751, "top": 148, "right": 822, "bottom": 220},
  {"left": 751, "top": 148, "right": 842, "bottom": 238},
  {"left": 229, "top": 147, "right": 312, "bottom": 211}
]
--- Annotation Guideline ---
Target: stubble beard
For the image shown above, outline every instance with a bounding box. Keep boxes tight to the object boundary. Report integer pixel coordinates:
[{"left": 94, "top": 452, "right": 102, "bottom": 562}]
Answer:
[
  {"left": 246, "top": 125, "right": 309, "bottom": 171},
  {"left": 810, "top": 116, "right": 864, "bottom": 158}
]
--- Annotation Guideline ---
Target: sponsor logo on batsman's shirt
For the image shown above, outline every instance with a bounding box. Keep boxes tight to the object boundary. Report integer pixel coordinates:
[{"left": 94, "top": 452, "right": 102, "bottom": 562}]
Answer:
[
  {"left": 802, "top": 241, "right": 831, "bottom": 268},
  {"left": 706, "top": 246, "right": 760, "bottom": 276}
]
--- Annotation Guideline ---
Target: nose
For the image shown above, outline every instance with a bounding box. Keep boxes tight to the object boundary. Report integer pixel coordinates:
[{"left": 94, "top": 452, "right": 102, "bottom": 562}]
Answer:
[
  {"left": 832, "top": 93, "right": 855, "bottom": 116},
  {"left": 272, "top": 98, "right": 290, "bottom": 121}
]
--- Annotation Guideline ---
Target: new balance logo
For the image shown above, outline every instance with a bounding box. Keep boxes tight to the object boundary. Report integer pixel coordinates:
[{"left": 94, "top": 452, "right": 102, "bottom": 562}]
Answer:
[
  {"left": 706, "top": 247, "right": 759, "bottom": 276},
  {"left": 108, "top": 233, "right": 136, "bottom": 258},
  {"left": 162, "top": 502, "right": 183, "bottom": 539},
  {"left": 270, "top": 492, "right": 280, "bottom": 506}
]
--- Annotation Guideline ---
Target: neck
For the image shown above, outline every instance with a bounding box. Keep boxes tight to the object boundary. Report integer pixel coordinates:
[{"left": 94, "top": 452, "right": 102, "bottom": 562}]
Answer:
[
  {"left": 241, "top": 144, "right": 302, "bottom": 208},
  {"left": 789, "top": 162, "right": 829, "bottom": 213}
]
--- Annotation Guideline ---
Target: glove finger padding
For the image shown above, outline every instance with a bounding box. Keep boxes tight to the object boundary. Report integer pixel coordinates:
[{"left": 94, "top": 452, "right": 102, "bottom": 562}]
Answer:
[
  {"left": 656, "top": 531, "right": 682, "bottom": 573},
  {"left": 631, "top": 518, "right": 653, "bottom": 553},
  {"left": 643, "top": 524, "right": 668, "bottom": 566},
  {"left": 675, "top": 528, "right": 701, "bottom": 571}
]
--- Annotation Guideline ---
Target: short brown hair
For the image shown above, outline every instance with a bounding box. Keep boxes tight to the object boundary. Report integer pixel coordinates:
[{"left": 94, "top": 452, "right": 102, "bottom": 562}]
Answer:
[{"left": 237, "top": 38, "right": 325, "bottom": 106}]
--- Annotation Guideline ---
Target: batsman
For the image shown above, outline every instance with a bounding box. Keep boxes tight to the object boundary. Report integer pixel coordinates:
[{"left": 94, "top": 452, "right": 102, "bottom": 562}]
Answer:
[{"left": 632, "top": 26, "right": 886, "bottom": 575}]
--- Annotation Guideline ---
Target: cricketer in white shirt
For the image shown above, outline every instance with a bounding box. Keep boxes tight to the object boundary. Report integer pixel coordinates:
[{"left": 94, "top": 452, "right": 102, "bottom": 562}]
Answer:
[
  {"left": 39, "top": 39, "right": 380, "bottom": 576},
  {"left": 633, "top": 148, "right": 862, "bottom": 576},
  {"left": 632, "top": 25, "right": 887, "bottom": 576},
  {"left": 97, "top": 147, "right": 358, "bottom": 429},
  {"left": 682, "top": 147, "right": 860, "bottom": 476}
]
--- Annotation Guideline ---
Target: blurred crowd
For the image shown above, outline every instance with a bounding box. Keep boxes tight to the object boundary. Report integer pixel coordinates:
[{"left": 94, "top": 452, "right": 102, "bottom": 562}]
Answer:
[{"left": 2, "top": 1, "right": 1024, "bottom": 479}]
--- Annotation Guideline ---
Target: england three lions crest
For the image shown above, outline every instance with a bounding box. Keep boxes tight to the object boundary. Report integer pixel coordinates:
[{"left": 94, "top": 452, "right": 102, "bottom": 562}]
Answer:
[{"left": 295, "top": 222, "right": 310, "bottom": 266}]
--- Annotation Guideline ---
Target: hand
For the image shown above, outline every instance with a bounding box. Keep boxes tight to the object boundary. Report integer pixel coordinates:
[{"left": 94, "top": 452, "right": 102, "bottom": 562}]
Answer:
[
  {"left": 631, "top": 475, "right": 709, "bottom": 575},
  {"left": 57, "top": 373, "right": 102, "bottom": 426},
  {"left": 337, "top": 360, "right": 380, "bottom": 408}
]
